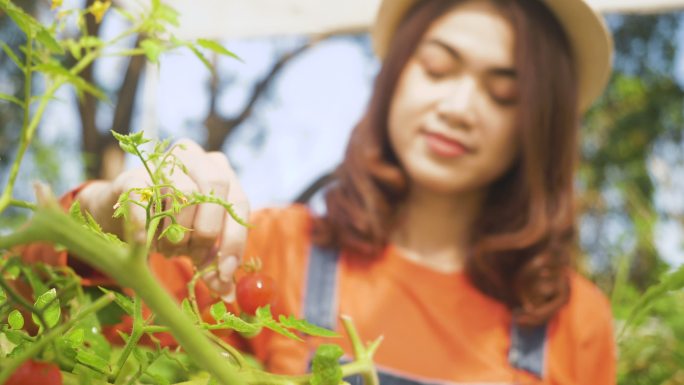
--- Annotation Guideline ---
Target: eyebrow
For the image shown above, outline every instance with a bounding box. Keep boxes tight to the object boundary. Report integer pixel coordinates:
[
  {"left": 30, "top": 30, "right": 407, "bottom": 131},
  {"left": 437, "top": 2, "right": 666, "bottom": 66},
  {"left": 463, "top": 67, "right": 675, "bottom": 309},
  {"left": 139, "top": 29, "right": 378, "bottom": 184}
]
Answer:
[{"left": 422, "top": 39, "right": 517, "bottom": 78}]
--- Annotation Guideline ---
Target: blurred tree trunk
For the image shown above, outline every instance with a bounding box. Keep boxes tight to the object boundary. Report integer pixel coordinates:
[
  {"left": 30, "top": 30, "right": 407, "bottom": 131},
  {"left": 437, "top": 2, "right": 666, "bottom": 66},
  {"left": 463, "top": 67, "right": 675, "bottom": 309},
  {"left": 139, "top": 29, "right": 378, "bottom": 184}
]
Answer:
[
  {"left": 204, "top": 35, "right": 330, "bottom": 152},
  {"left": 76, "top": 1, "right": 145, "bottom": 180}
]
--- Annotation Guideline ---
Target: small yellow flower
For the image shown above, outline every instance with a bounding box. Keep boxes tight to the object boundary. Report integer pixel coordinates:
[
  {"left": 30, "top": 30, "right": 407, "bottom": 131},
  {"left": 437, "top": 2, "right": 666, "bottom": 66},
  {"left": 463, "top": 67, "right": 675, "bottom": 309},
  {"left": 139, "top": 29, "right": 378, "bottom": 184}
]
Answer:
[
  {"left": 51, "top": 0, "right": 63, "bottom": 10},
  {"left": 90, "top": 0, "right": 111, "bottom": 23},
  {"left": 139, "top": 188, "right": 153, "bottom": 203}
]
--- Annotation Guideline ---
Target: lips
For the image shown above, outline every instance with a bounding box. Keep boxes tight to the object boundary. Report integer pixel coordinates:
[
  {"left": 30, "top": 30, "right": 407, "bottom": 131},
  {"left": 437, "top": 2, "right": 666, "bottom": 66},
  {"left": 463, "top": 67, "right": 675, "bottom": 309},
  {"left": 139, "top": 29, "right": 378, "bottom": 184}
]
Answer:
[{"left": 422, "top": 131, "right": 470, "bottom": 158}]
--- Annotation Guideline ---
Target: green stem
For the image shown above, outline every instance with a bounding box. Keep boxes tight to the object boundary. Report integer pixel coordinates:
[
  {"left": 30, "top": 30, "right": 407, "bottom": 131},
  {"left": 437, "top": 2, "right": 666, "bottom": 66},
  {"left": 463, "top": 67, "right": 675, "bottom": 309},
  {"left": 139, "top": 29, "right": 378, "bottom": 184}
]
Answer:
[
  {"left": 0, "top": 208, "right": 245, "bottom": 385},
  {"left": 0, "top": 292, "right": 115, "bottom": 384},
  {"left": 0, "top": 34, "right": 33, "bottom": 216},
  {"left": 9, "top": 199, "right": 37, "bottom": 210},
  {"left": 204, "top": 331, "right": 247, "bottom": 369},
  {"left": 111, "top": 297, "right": 144, "bottom": 382}
]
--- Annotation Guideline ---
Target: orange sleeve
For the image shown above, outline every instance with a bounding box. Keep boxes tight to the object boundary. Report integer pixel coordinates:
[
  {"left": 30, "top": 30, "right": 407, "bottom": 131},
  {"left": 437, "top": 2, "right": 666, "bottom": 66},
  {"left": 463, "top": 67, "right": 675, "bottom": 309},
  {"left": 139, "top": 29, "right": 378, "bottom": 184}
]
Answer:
[
  {"left": 548, "top": 274, "right": 617, "bottom": 385},
  {"left": 574, "top": 280, "right": 617, "bottom": 385},
  {"left": 18, "top": 182, "right": 91, "bottom": 268}
]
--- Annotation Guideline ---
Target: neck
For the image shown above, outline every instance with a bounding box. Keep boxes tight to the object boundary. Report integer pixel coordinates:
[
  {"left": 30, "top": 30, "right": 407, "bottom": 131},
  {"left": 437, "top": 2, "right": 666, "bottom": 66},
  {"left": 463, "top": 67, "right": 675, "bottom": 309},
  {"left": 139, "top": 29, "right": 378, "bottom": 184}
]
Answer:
[{"left": 390, "top": 186, "right": 484, "bottom": 273}]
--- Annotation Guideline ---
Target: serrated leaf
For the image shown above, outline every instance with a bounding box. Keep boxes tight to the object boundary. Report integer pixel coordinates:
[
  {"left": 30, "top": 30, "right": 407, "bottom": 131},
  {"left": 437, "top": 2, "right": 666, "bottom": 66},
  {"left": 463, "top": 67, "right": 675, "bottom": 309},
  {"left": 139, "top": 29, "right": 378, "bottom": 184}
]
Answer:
[
  {"left": 69, "top": 200, "right": 87, "bottom": 224},
  {"left": 119, "top": 142, "right": 137, "bottom": 155},
  {"left": 180, "top": 298, "right": 199, "bottom": 323},
  {"left": 278, "top": 315, "right": 339, "bottom": 338},
  {"left": 209, "top": 302, "right": 227, "bottom": 322},
  {"left": 256, "top": 306, "right": 302, "bottom": 341},
  {"left": 220, "top": 313, "right": 260, "bottom": 334},
  {"left": 0, "top": 93, "right": 23, "bottom": 106},
  {"left": 76, "top": 348, "right": 111, "bottom": 374},
  {"left": 311, "top": 344, "right": 344, "bottom": 385},
  {"left": 8, "top": 310, "right": 24, "bottom": 330},
  {"left": 196, "top": 39, "right": 241, "bottom": 62},
  {"left": 32, "top": 288, "right": 61, "bottom": 329},
  {"left": 98, "top": 287, "right": 134, "bottom": 315}
]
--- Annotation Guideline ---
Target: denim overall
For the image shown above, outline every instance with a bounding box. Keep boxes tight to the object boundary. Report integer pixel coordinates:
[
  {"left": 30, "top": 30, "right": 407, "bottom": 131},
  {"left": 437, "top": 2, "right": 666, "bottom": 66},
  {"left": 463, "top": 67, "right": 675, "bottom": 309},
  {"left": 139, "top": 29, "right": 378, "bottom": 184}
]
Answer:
[{"left": 302, "top": 244, "right": 547, "bottom": 385}]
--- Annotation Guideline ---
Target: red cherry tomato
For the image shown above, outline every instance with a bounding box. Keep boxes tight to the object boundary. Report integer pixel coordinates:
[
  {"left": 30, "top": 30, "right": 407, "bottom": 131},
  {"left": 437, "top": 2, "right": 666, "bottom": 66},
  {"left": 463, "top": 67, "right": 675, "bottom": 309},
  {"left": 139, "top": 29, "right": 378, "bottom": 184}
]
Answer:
[
  {"left": 5, "top": 360, "right": 62, "bottom": 385},
  {"left": 236, "top": 273, "right": 277, "bottom": 315}
]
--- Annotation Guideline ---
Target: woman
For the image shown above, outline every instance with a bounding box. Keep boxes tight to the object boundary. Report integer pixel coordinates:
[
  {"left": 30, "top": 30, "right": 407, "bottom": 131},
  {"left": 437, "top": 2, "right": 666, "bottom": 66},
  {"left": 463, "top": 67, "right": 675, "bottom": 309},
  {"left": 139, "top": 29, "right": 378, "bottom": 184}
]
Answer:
[{"left": 67, "top": 0, "right": 616, "bottom": 383}]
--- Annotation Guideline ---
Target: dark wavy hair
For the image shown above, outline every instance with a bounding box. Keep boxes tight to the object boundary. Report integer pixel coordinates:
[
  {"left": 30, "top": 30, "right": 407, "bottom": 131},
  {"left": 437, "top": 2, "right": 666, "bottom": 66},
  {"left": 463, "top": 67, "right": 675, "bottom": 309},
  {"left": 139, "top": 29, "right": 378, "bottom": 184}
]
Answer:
[{"left": 313, "top": 0, "right": 579, "bottom": 326}]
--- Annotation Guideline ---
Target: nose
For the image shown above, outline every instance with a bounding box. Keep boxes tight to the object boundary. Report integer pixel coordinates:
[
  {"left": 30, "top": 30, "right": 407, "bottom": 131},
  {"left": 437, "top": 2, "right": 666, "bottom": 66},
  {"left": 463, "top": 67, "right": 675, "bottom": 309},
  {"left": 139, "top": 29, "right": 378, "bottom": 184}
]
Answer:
[{"left": 435, "top": 76, "right": 477, "bottom": 128}]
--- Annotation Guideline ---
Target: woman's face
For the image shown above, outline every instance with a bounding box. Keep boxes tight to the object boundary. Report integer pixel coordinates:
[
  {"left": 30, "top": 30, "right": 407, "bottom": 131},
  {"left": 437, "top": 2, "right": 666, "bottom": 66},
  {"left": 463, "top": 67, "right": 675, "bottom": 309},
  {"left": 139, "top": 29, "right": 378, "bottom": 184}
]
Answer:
[{"left": 388, "top": 0, "right": 520, "bottom": 197}]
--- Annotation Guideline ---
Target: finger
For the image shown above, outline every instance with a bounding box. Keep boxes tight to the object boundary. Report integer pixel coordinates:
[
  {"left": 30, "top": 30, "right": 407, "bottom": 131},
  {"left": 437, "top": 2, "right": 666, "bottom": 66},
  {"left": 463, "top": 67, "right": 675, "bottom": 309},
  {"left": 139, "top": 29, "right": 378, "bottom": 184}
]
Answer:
[
  {"left": 173, "top": 141, "right": 230, "bottom": 262},
  {"left": 216, "top": 154, "right": 250, "bottom": 283},
  {"left": 111, "top": 168, "right": 152, "bottom": 244},
  {"left": 201, "top": 269, "right": 235, "bottom": 301}
]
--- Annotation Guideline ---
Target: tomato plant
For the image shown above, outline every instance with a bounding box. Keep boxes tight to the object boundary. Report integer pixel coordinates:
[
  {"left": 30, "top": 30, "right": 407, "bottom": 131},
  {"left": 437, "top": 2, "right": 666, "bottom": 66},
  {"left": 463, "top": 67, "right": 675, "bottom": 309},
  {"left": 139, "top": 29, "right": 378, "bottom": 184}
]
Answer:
[
  {"left": 0, "top": 1, "right": 382, "bottom": 384},
  {"left": 237, "top": 272, "right": 277, "bottom": 315}
]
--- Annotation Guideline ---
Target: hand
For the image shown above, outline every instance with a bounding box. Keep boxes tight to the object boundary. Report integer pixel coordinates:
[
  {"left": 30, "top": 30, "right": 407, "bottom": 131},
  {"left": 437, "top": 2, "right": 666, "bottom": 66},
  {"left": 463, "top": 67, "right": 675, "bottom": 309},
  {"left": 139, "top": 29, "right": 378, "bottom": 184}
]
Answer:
[{"left": 76, "top": 139, "right": 249, "bottom": 298}]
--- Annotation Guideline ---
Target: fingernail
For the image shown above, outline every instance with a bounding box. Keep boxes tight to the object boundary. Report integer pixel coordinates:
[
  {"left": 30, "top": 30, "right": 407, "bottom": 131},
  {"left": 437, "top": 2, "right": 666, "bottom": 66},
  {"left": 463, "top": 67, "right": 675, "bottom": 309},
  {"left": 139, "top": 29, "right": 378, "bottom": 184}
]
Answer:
[{"left": 218, "top": 255, "right": 238, "bottom": 282}]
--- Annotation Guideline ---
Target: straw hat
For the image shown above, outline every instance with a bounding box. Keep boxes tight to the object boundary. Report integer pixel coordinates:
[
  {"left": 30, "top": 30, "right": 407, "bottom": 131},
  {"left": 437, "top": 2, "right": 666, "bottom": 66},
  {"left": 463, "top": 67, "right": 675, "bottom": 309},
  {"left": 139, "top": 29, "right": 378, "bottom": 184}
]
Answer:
[{"left": 371, "top": 0, "right": 614, "bottom": 112}]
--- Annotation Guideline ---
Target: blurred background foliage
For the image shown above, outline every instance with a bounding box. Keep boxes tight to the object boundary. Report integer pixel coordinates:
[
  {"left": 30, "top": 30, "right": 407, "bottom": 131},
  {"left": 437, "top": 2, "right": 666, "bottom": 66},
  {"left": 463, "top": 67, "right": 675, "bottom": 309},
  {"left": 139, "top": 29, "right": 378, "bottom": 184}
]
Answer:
[{"left": 1, "top": 2, "right": 684, "bottom": 383}]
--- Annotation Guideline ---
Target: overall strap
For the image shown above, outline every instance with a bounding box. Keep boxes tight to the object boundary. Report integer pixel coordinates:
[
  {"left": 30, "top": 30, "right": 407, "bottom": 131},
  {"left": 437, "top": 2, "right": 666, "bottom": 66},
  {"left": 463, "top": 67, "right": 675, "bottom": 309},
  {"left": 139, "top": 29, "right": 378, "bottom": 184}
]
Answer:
[
  {"left": 302, "top": 244, "right": 340, "bottom": 330},
  {"left": 508, "top": 323, "right": 547, "bottom": 378}
]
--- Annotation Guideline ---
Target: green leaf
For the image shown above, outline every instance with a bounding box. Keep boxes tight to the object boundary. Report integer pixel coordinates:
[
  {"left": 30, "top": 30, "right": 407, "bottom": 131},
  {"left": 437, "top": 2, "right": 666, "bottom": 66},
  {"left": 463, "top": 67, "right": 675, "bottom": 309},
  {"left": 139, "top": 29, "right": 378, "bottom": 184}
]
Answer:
[
  {"left": 209, "top": 302, "right": 227, "bottom": 322},
  {"left": 141, "top": 39, "right": 164, "bottom": 63},
  {"left": 220, "top": 313, "right": 260, "bottom": 334},
  {"left": 21, "top": 266, "right": 48, "bottom": 300},
  {"left": 0, "top": 287, "right": 6, "bottom": 303},
  {"left": 255, "top": 306, "right": 302, "bottom": 341},
  {"left": 66, "top": 328, "right": 85, "bottom": 347},
  {"left": 0, "top": 41, "right": 24, "bottom": 71},
  {"left": 186, "top": 44, "right": 213, "bottom": 75},
  {"left": 625, "top": 264, "right": 684, "bottom": 327},
  {"left": 119, "top": 142, "right": 137, "bottom": 155},
  {"left": 76, "top": 348, "right": 111, "bottom": 375},
  {"left": 65, "top": 39, "right": 82, "bottom": 60},
  {"left": 0, "top": 0, "right": 41, "bottom": 37},
  {"left": 155, "top": 3, "right": 179, "bottom": 27},
  {"left": 32, "top": 288, "right": 61, "bottom": 329},
  {"left": 4, "top": 264, "right": 21, "bottom": 280},
  {"left": 310, "top": 344, "right": 344, "bottom": 385},
  {"left": 181, "top": 298, "right": 199, "bottom": 323},
  {"left": 69, "top": 200, "right": 87, "bottom": 224},
  {"left": 36, "top": 28, "right": 64, "bottom": 54},
  {"left": 278, "top": 315, "right": 339, "bottom": 338},
  {"left": 196, "top": 39, "right": 242, "bottom": 62},
  {"left": 8, "top": 310, "right": 24, "bottom": 330},
  {"left": 0, "top": 93, "right": 22, "bottom": 106},
  {"left": 98, "top": 287, "right": 134, "bottom": 315}
]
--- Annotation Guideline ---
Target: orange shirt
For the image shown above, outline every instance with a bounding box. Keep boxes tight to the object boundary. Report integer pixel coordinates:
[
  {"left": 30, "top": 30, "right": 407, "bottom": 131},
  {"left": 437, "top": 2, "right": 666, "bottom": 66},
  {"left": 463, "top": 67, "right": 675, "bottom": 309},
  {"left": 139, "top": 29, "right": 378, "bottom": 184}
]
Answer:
[
  {"left": 242, "top": 205, "right": 616, "bottom": 385},
  {"left": 20, "top": 192, "right": 616, "bottom": 384}
]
